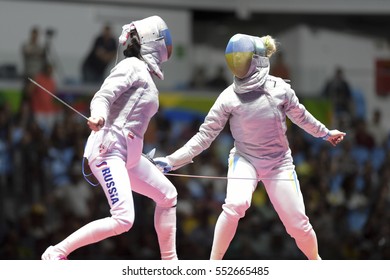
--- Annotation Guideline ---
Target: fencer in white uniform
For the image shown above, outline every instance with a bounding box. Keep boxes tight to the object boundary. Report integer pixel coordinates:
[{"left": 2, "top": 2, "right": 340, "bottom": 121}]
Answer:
[
  {"left": 42, "top": 15, "right": 178, "bottom": 260},
  {"left": 155, "top": 34, "right": 346, "bottom": 260}
]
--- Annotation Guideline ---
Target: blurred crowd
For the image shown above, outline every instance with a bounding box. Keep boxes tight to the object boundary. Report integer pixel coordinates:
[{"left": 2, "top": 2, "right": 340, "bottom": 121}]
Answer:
[
  {"left": 0, "top": 88, "right": 389, "bottom": 260},
  {"left": 0, "top": 24, "right": 390, "bottom": 261}
]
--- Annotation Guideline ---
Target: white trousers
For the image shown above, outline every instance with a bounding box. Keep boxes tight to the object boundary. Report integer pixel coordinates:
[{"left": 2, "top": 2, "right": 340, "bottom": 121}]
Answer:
[
  {"left": 52, "top": 134, "right": 178, "bottom": 260},
  {"left": 210, "top": 153, "right": 320, "bottom": 260}
]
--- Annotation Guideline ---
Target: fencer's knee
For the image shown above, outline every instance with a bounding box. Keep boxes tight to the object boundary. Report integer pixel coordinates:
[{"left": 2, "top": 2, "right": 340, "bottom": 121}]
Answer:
[
  {"left": 285, "top": 217, "right": 313, "bottom": 240},
  {"left": 112, "top": 215, "right": 134, "bottom": 235},
  {"left": 222, "top": 200, "right": 251, "bottom": 220},
  {"left": 156, "top": 188, "right": 178, "bottom": 208}
]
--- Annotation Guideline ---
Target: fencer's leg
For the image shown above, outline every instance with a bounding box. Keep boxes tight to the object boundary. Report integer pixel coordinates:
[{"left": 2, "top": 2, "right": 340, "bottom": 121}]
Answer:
[
  {"left": 210, "top": 211, "right": 239, "bottom": 260},
  {"left": 154, "top": 205, "right": 177, "bottom": 260},
  {"left": 43, "top": 157, "right": 135, "bottom": 259},
  {"left": 210, "top": 155, "right": 258, "bottom": 260},
  {"left": 129, "top": 156, "right": 178, "bottom": 260},
  {"left": 263, "top": 170, "right": 321, "bottom": 260}
]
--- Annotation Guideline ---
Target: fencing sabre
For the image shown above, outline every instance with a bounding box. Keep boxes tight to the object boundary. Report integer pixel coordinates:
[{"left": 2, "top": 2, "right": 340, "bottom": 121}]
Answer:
[
  {"left": 164, "top": 173, "right": 294, "bottom": 181},
  {"left": 143, "top": 150, "right": 293, "bottom": 181},
  {"left": 28, "top": 77, "right": 101, "bottom": 186},
  {"left": 28, "top": 77, "right": 89, "bottom": 121},
  {"left": 29, "top": 79, "right": 293, "bottom": 182}
]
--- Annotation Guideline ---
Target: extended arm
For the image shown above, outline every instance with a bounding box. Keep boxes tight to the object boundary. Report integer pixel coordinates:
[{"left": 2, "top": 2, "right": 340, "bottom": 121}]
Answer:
[
  {"left": 155, "top": 93, "right": 231, "bottom": 171},
  {"left": 285, "top": 86, "right": 346, "bottom": 145}
]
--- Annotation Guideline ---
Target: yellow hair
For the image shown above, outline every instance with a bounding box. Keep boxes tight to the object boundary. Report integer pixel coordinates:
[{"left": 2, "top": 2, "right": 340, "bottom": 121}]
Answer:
[{"left": 261, "top": 35, "right": 277, "bottom": 58}]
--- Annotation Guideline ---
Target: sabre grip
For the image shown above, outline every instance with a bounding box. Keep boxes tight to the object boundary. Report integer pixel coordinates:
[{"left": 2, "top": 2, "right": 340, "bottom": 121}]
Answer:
[
  {"left": 153, "top": 157, "right": 173, "bottom": 173},
  {"left": 88, "top": 116, "right": 105, "bottom": 131}
]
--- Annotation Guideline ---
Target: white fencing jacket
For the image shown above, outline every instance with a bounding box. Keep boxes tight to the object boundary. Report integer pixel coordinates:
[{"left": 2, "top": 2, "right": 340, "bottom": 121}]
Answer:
[
  {"left": 167, "top": 62, "right": 329, "bottom": 173},
  {"left": 84, "top": 57, "right": 159, "bottom": 163}
]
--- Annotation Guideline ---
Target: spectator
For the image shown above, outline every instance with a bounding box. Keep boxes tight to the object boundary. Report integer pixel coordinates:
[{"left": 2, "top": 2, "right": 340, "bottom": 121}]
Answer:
[
  {"left": 25, "top": 62, "right": 59, "bottom": 136},
  {"left": 21, "top": 27, "right": 47, "bottom": 80},
  {"left": 367, "top": 109, "right": 388, "bottom": 147},
  {"left": 270, "top": 51, "right": 290, "bottom": 80},
  {"left": 21, "top": 26, "right": 47, "bottom": 102},
  {"left": 54, "top": 160, "right": 93, "bottom": 221},
  {"left": 0, "top": 103, "right": 13, "bottom": 209},
  {"left": 322, "top": 66, "right": 354, "bottom": 125},
  {"left": 81, "top": 24, "right": 117, "bottom": 84},
  {"left": 46, "top": 120, "right": 75, "bottom": 188},
  {"left": 189, "top": 65, "right": 208, "bottom": 89},
  {"left": 354, "top": 119, "right": 375, "bottom": 150},
  {"left": 206, "top": 65, "right": 229, "bottom": 91}
]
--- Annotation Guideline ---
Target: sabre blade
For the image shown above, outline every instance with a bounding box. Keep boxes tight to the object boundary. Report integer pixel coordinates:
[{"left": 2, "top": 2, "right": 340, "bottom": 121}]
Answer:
[
  {"left": 146, "top": 148, "right": 156, "bottom": 159},
  {"left": 165, "top": 173, "right": 293, "bottom": 181},
  {"left": 28, "top": 77, "right": 89, "bottom": 121}
]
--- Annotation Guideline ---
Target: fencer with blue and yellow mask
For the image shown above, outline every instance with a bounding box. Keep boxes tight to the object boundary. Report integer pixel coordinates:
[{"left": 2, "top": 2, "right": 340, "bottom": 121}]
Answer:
[{"left": 225, "top": 34, "right": 270, "bottom": 93}]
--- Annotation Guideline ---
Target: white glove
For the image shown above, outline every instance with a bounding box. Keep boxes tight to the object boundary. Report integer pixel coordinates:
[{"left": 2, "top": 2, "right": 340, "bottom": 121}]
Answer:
[
  {"left": 87, "top": 116, "right": 104, "bottom": 131},
  {"left": 153, "top": 157, "right": 173, "bottom": 173},
  {"left": 323, "top": 129, "right": 346, "bottom": 146}
]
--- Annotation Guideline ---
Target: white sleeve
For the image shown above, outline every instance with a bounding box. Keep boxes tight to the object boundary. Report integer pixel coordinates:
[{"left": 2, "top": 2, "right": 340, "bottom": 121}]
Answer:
[
  {"left": 90, "top": 60, "right": 134, "bottom": 120},
  {"left": 167, "top": 92, "right": 231, "bottom": 167},
  {"left": 284, "top": 86, "right": 329, "bottom": 138}
]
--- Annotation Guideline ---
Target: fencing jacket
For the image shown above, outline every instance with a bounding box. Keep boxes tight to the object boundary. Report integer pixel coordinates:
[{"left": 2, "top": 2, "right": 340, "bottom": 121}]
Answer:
[
  {"left": 84, "top": 57, "right": 159, "bottom": 163},
  {"left": 167, "top": 60, "right": 329, "bottom": 173}
]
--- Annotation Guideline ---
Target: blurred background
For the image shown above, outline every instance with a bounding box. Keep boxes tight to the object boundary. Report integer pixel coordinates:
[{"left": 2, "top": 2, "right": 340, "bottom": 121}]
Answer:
[{"left": 0, "top": 0, "right": 390, "bottom": 260}]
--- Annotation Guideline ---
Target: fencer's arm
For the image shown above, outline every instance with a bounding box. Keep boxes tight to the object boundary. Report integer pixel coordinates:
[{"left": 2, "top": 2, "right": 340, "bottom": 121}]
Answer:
[
  {"left": 153, "top": 156, "right": 193, "bottom": 173},
  {"left": 89, "top": 59, "right": 134, "bottom": 126}
]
